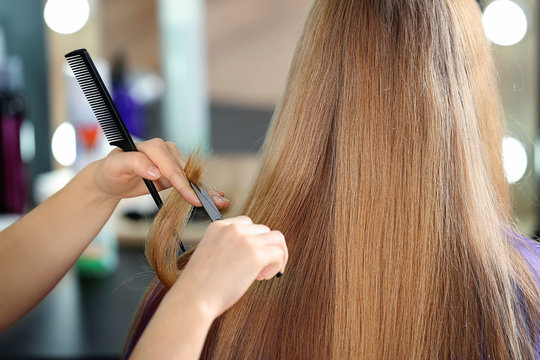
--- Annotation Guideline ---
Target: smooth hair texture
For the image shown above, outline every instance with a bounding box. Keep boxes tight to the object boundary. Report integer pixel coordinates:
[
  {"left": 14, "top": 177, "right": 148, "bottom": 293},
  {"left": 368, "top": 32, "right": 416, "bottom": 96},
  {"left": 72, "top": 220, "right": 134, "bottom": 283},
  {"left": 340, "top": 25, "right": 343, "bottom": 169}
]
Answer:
[
  {"left": 126, "top": 0, "right": 540, "bottom": 358},
  {"left": 145, "top": 147, "right": 204, "bottom": 288}
]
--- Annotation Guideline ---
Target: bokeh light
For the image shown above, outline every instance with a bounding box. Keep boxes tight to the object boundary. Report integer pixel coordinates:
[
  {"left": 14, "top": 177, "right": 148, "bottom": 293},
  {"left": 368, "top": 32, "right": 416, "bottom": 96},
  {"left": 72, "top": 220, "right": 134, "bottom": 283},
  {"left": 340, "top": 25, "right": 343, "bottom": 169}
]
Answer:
[
  {"left": 51, "top": 122, "right": 76, "bottom": 167},
  {"left": 44, "top": 0, "right": 90, "bottom": 35},
  {"left": 502, "top": 136, "right": 528, "bottom": 183},
  {"left": 482, "top": 0, "right": 527, "bottom": 46}
]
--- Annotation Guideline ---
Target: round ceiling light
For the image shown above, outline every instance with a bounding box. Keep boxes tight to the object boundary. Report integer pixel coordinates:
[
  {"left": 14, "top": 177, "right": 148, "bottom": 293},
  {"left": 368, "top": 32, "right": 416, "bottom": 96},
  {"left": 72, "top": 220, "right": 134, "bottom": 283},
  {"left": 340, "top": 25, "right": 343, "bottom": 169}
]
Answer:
[
  {"left": 482, "top": 0, "right": 527, "bottom": 46},
  {"left": 44, "top": 0, "right": 90, "bottom": 35}
]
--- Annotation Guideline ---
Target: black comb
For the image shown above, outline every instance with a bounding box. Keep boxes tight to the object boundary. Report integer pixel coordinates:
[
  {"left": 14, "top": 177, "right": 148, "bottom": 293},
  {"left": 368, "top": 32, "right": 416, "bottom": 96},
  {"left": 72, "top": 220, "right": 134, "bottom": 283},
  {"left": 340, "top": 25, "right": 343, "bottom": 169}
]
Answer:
[{"left": 65, "top": 48, "right": 163, "bottom": 209}]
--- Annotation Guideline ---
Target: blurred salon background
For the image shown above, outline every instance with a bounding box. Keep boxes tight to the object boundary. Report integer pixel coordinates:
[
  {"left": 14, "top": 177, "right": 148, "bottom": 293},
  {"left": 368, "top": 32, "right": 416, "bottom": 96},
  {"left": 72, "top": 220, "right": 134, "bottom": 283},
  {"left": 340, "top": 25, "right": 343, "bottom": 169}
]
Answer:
[{"left": 0, "top": 0, "right": 536, "bottom": 358}]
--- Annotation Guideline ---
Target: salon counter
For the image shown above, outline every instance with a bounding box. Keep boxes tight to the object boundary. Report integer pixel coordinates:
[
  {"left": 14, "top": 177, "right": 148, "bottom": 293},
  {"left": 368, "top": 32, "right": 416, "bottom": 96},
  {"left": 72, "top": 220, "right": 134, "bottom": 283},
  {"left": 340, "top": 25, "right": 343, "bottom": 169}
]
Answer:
[{"left": 0, "top": 248, "right": 152, "bottom": 359}]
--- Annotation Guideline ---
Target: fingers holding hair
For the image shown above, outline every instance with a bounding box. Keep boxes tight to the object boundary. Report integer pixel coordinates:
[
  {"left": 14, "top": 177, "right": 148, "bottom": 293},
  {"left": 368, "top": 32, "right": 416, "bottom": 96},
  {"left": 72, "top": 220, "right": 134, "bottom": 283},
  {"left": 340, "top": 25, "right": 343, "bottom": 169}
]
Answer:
[
  {"left": 135, "top": 139, "right": 229, "bottom": 209},
  {"left": 135, "top": 139, "right": 200, "bottom": 205}
]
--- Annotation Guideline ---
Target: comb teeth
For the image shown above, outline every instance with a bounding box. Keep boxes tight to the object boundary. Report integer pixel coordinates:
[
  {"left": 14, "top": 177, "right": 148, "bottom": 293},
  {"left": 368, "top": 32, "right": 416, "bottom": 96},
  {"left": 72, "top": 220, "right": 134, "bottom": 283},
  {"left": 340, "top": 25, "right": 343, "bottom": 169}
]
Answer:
[{"left": 65, "top": 54, "right": 124, "bottom": 144}]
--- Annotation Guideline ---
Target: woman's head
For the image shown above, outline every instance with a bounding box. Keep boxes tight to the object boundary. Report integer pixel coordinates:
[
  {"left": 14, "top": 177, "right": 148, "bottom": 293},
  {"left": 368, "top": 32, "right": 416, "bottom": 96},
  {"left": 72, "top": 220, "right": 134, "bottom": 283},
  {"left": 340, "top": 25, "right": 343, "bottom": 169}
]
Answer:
[
  {"left": 252, "top": 0, "right": 509, "bottom": 218},
  {"left": 130, "top": 1, "right": 540, "bottom": 358}
]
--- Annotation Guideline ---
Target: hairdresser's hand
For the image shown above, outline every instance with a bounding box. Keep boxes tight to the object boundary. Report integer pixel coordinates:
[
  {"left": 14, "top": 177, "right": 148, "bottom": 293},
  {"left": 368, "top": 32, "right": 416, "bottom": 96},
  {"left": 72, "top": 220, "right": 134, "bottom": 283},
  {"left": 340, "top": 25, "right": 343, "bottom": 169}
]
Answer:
[
  {"left": 91, "top": 138, "right": 230, "bottom": 209},
  {"left": 171, "top": 216, "right": 288, "bottom": 319}
]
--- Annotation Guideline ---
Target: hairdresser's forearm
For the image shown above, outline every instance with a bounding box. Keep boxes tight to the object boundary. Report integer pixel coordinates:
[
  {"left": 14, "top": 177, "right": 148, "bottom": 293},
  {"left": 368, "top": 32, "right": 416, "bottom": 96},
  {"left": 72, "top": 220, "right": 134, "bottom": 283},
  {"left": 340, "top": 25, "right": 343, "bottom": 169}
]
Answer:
[
  {"left": 130, "top": 279, "right": 215, "bottom": 359},
  {"left": 0, "top": 162, "right": 118, "bottom": 331}
]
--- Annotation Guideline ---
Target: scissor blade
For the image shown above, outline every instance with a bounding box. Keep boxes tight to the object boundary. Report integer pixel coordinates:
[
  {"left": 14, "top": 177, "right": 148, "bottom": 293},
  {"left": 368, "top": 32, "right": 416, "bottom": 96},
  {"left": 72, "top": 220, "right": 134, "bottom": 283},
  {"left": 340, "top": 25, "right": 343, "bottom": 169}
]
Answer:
[{"left": 191, "top": 183, "right": 223, "bottom": 222}]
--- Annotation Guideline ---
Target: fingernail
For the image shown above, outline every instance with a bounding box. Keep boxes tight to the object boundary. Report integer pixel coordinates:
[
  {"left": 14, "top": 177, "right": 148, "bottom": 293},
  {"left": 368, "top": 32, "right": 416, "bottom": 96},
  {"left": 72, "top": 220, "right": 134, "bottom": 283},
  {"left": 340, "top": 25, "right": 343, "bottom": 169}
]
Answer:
[
  {"left": 276, "top": 272, "right": 283, "bottom": 278},
  {"left": 146, "top": 165, "right": 161, "bottom": 178},
  {"left": 212, "top": 195, "right": 223, "bottom": 204},
  {"left": 209, "top": 184, "right": 225, "bottom": 196}
]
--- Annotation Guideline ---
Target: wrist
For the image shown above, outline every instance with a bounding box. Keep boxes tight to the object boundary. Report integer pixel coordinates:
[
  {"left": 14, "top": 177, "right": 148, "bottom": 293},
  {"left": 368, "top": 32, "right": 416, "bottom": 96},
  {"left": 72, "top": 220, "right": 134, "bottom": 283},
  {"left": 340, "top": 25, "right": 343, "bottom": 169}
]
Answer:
[
  {"left": 167, "top": 276, "right": 219, "bottom": 326},
  {"left": 73, "top": 161, "right": 121, "bottom": 206},
  {"left": 132, "top": 277, "right": 216, "bottom": 359}
]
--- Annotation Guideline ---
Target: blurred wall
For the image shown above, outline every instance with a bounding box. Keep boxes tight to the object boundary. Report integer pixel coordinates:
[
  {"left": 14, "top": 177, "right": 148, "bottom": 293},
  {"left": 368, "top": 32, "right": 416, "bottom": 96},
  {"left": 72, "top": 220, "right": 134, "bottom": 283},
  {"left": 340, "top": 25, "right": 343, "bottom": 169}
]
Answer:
[
  {"left": 102, "top": 0, "right": 160, "bottom": 73},
  {"left": 207, "top": 0, "right": 312, "bottom": 108}
]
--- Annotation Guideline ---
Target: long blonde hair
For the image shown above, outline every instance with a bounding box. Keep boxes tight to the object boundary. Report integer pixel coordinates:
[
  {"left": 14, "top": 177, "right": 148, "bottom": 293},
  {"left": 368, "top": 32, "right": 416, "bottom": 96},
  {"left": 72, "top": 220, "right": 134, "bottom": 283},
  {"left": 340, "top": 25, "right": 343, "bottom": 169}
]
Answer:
[{"left": 127, "top": 0, "right": 540, "bottom": 358}]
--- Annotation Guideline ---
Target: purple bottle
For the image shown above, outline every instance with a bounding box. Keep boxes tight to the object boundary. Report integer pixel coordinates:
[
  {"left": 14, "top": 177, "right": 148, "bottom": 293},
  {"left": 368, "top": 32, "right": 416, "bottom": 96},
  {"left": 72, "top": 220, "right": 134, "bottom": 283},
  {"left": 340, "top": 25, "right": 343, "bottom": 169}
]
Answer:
[
  {"left": 112, "top": 55, "right": 145, "bottom": 139},
  {"left": 0, "top": 84, "right": 26, "bottom": 214}
]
